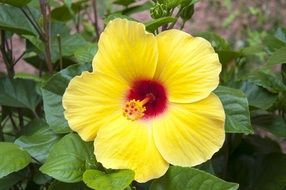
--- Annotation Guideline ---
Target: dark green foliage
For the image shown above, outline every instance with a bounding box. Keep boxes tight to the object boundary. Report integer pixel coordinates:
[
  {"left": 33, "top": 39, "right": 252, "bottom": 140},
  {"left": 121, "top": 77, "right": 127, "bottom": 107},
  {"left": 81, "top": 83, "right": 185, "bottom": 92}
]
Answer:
[{"left": 0, "top": 0, "right": 286, "bottom": 190}]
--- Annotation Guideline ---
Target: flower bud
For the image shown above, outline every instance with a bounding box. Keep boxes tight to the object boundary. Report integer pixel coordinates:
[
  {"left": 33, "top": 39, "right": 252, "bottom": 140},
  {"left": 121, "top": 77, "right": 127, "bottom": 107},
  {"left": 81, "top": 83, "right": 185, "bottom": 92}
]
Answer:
[{"left": 150, "top": 3, "right": 169, "bottom": 19}]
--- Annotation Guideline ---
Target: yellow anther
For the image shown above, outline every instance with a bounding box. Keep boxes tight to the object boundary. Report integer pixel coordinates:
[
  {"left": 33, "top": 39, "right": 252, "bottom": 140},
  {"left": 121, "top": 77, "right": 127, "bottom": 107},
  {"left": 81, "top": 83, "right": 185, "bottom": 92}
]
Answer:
[{"left": 123, "top": 95, "right": 153, "bottom": 121}]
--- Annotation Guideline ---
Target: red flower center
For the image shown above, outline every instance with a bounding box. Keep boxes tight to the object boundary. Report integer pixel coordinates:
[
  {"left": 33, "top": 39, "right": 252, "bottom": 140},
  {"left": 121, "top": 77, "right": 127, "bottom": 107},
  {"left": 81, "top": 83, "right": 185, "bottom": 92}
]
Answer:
[{"left": 124, "top": 79, "right": 168, "bottom": 120}]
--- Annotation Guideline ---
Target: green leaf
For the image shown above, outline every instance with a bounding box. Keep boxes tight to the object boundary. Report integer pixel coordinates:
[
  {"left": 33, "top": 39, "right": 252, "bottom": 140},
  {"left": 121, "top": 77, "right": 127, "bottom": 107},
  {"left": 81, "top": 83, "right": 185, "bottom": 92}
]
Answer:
[
  {"left": 113, "top": 0, "right": 135, "bottom": 6},
  {"left": 253, "top": 153, "right": 286, "bottom": 190},
  {"left": 229, "top": 152, "right": 286, "bottom": 190},
  {"left": 198, "top": 32, "right": 241, "bottom": 65},
  {"left": 0, "top": 142, "right": 31, "bottom": 178},
  {"left": 217, "top": 50, "right": 241, "bottom": 65},
  {"left": 0, "top": 76, "right": 42, "bottom": 111},
  {"left": 25, "top": 22, "right": 89, "bottom": 63},
  {"left": 48, "top": 181, "right": 91, "bottom": 190},
  {"left": 150, "top": 166, "right": 239, "bottom": 190},
  {"left": 51, "top": 0, "right": 88, "bottom": 22},
  {"left": 195, "top": 161, "right": 215, "bottom": 175},
  {"left": 240, "top": 81, "right": 277, "bottom": 109},
  {"left": 14, "top": 72, "right": 44, "bottom": 83},
  {"left": 0, "top": 4, "right": 38, "bottom": 35},
  {"left": 180, "top": 3, "right": 194, "bottom": 21},
  {"left": 158, "top": 0, "right": 196, "bottom": 9},
  {"left": 97, "top": 0, "right": 113, "bottom": 17},
  {"left": 252, "top": 112, "right": 286, "bottom": 138},
  {"left": 83, "top": 169, "right": 134, "bottom": 190},
  {"left": 268, "top": 46, "right": 286, "bottom": 65},
  {"left": 274, "top": 27, "right": 286, "bottom": 44},
  {"left": 0, "top": 0, "right": 32, "bottom": 7},
  {"left": 42, "top": 90, "right": 70, "bottom": 133},
  {"left": 121, "top": 1, "right": 153, "bottom": 15},
  {"left": 40, "top": 133, "right": 96, "bottom": 183},
  {"left": 215, "top": 86, "right": 253, "bottom": 134},
  {"left": 74, "top": 44, "right": 97, "bottom": 64},
  {"left": 264, "top": 35, "right": 286, "bottom": 53},
  {"left": 198, "top": 32, "right": 230, "bottom": 50},
  {"left": 227, "top": 138, "right": 279, "bottom": 190},
  {"left": 15, "top": 119, "right": 62, "bottom": 163},
  {"left": 0, "top": 170, "right": 28, "bottom": 190},
  {"left": 42, "top": 63, "right": 91, "bottom": 133},
  {"left": 145, "top": 17, "right": 176, "bottom": 32},
  {"left": 246, "top": 71, "right": 286, "bottom": 93},
  {"left": 33, "top": 170, "right": 52, "bottom": 185}
]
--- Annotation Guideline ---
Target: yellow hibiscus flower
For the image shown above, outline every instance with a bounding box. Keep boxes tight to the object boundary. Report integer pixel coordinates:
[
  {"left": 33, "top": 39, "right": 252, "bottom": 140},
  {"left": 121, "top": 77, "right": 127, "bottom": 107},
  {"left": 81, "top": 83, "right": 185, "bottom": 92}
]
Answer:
[{"left": 62, "top": 19, "right": 225, "bottom": 183}]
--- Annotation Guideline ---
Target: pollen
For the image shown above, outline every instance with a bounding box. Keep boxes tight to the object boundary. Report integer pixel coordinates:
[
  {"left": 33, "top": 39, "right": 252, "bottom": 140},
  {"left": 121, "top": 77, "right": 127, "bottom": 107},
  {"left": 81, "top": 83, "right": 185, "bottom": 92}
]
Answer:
[{"left": 123, "top": 95, "right": 153, "bottom": 121}]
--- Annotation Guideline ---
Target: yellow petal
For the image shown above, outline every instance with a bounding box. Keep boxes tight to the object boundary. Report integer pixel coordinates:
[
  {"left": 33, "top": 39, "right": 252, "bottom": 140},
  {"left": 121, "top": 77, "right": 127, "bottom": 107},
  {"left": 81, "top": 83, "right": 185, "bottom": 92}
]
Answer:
[
  {"left": 153, "top": 93, "right": 225, "bottom": 166},
  {"left": 62, "top": 72, "right": 128, "bottom": 141},
  {"left": 94, "top": 117, "right": 169, "bottom": 183},
  {"left": 93, "top": 19, "right": 158, "bottom": 82},
  {"left": 155, "top": 29, "right": 221, "bottom": 103}
]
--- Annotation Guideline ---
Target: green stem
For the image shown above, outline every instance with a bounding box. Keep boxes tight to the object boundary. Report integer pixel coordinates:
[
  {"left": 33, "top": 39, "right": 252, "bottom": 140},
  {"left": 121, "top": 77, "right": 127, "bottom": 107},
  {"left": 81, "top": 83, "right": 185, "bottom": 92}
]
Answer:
[
  {"left": 0, "top": 30, "right": 15, "bottom": 79},
  {"left": 17, "top": 109, "right": 24, "bottom": 132},
  {"left": 222, "top": 134, "right": 230, "bottom": 179},
  {"left": 0, "top": 109, "right": 4, "bottom": 141},
  {"left": 180, "top": 20, "right": 186, "bottom": 30},
  {"left": 91, "top": 0, "right": 100, "bottom": 41},
  {"left": 40, "top": 0, "right": 53, "bottom": 74},
  {"left": 167, "top": 7, "right": 183, "bottom": 29},
  {"left": 57, "top": 34, "right": 63, "bottom": 70},
  {"left": 14, "top": 51, "right": 25, "bottom": 65},
  {"left": 20, "top": 8, "right": 45, "bottom": 41},
  {"left": 8, "top": 112, "right": 19, "bottom": 134}
]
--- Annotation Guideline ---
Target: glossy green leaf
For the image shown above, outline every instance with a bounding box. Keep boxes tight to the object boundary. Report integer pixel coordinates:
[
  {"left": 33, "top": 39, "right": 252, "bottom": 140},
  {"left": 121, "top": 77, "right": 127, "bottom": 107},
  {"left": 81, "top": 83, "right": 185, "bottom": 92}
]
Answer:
[
  {"left": 145, "top": 17, "right": 176, "bottom": 32},
  {"left": 198, "top": 32, "right": 241, "bottom": 65},
  {"left": 180, "top": 3, "right": 194, "bottom": 21},
  {"left": 264, "top": 36, "right": 286, "bottom": 53},
  {"left": 74, "top": 44, "right": 97, "bottom": 64},
  {"left": 253, "top": 153, "right": 286, "bottom": 190},
  {"left": 97, "top": 0, "right": 113, "bottom": 17},
  {"left": 15, "top": 119, "right": 62, "bottom": 163},
  {"left": 113, "top": 0, "right": 135, "bottom": 6},
  {"left": 83, "top": 169, "right": 134, "bottom": 190},
  {"left": 121, "top": 1, "right": 153, "bottom": 15},
  {"left": 215, "top": 86, "right": 253, "bottom": 134},
  {"left": 25, "top": 22, "right": 89, "bottom": 63},
  {"left": 198, "top": 32, "right": 230, "bottom": 50},
  {"left": 158, "top": 0, "right": 196, "bottom": 9},
  {"left": 14, "top": 73, "right": 44, "bottom": 83},
  {"left": 0, "top": 76, "right": 42, "bottom": 111},
  {"left": 40, "top": 133, "right": 96, "bottom": 183},
  {"left": 0, "top": 0, "right": 32, "bottom": 7},
  {"left": 48, "top": 181, "right": 91, "bottom": 190},
  {"left": 0, "top": 142, "right": 31, "bottom": 178},
  {"left": 265, "top": 27, "right": 286, "bottom": 53},
  {"left": 0, "top": 4, "right": 38, "bottom": 35},
  {"left": 229, "top": 152, "right": 286, "bottom": 190},
  {"left": 246, "top": 71, "right": 286, "bottom": 93},
  {"left": 42, "top": 90, "right": 70, "bottom": 133},
  {"left": 42, "top": 63, "right": 91, "bottom": 133},
  {"left": 33, "top": 170, "right": 52, "bottom": 185},
  {"left": 268, "top": 46, "right": 286, "bottom": 65},
  {"left": 252, "top": 112, "right": 286, "bottom": 138},
  {"left": 274, "top": 28, "right": 286, "bottom": 43},
  {"left": 0, "top": 170, "right": 28, "bottom": 190},
  {"left": 227, "top": 137, "right": 280, "bottom": 190},
  {"left": 150, "top": 166, "right": 239, "bottom": 190},
  {"left": 217, "top": 50, "right": 241, "bottom": 65},
  {"left": 51, "top": 0, "right": 88, "bottom": 21},
  {"left": 240, "top": 81, "right": 277, "bottom": 109}
]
